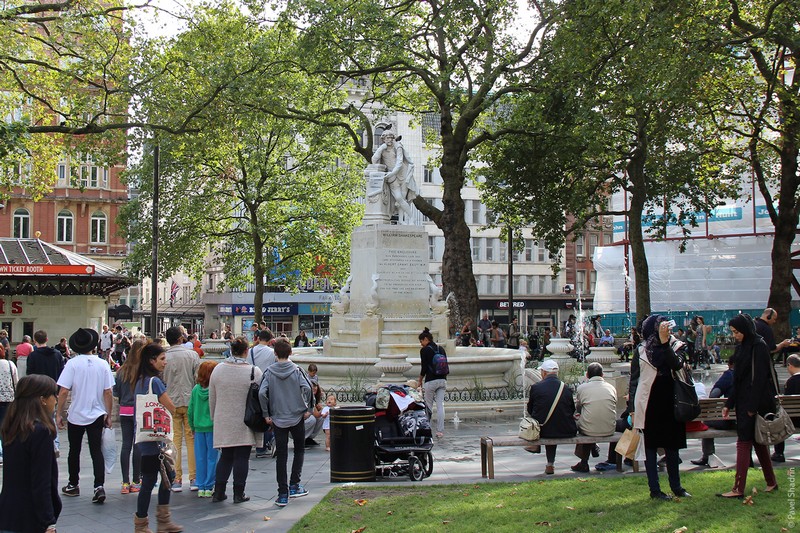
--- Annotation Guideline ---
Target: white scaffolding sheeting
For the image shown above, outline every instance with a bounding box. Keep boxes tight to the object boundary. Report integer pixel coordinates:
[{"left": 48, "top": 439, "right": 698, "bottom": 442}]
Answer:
[{"left": 593, "top": 235, "right": 792, "bottom": 313}]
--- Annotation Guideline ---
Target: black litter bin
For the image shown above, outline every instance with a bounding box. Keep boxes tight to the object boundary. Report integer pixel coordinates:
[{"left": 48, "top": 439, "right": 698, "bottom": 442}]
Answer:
[{"left": 330, "top": 405, "right": 375, "bottom": 482}]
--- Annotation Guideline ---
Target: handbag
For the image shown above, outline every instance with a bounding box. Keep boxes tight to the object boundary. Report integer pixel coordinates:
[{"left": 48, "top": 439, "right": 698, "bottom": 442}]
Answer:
[
  {"left": 673, "top": 367, "right": 701, "bottom": 422},
  {"left": 755, "top": 407, "right": 795, "bottom": 445},
  {"left": 519, "top": 381, "right": 565, "bottom": 441},
  {"left": 158, "top": 442, "right": 177, "bottom": 487},
  {"left": 135, "top": 377, "right": 173, "bottom": 444},
  {"left": 614, "top": 428, "right": 640, "bottom": 461},
  {"left": 244, "top": 365, "right": 270, "bottom": 433}
]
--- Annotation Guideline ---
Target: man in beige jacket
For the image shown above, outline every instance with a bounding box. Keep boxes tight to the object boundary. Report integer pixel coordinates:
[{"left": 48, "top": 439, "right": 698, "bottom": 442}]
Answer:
[
  {"left": 572, "top": 362, "right": 617, "bottom": 472},
  {"left": 164, "top": 326, "right": 200, "bottom": 491}
]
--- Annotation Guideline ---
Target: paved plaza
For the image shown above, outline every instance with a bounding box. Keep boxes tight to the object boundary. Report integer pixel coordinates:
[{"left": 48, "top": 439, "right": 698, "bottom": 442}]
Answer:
[{"left": 12, "top": 407, "right": 795, "bottom": 533}]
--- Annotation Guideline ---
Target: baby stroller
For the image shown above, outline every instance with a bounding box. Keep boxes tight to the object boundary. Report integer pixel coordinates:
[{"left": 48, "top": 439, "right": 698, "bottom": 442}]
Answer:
[{"left": 365, "top": 385, "right": 434, "bottom": 481}]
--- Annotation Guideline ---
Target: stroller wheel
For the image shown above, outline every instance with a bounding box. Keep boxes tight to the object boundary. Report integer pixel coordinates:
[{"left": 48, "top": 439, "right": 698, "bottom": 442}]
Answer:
[
  {"left": 408, "top": 456, "right": 425, "bottom": 481},
  {"left": 420, "top": 452, "right": 434, "bottom": 478}
]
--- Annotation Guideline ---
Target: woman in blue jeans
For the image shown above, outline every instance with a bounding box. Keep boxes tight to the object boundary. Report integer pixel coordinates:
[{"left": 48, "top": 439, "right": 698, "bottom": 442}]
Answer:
[
  {"left": 417, "top": 328, "right": 446, "bottom": 438},
  {"left": 131, "top": 342, "right": 182, "bottom": 533}
]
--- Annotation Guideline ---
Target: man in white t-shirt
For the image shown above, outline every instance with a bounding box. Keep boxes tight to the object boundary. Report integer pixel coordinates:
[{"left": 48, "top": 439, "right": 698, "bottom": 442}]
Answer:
[
  {"left": 56, "top": 328, "right": 114, "bottom": 505},
  {"left": 99, "top": 324, "right": 113, "bottom": 359}
]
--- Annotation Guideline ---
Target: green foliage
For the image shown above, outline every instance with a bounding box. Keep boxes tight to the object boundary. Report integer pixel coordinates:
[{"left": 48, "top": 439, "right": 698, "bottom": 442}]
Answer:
[
  {"left": 121, "top": 9, "right": 363, "bottom": 296},
  {"left": 478, "top": 0, "right": 741, "bottom": 315}
]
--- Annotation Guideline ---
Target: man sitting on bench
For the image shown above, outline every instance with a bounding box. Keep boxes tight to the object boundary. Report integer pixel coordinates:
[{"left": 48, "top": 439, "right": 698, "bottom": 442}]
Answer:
[{"left": 572, "top": 363, "right": 617, "bottom": 472}]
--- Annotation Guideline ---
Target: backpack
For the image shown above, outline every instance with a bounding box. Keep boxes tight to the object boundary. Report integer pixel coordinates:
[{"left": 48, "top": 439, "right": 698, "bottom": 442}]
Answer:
[{"left": 431, "top": 344, "right": 449, "bottom": 376}]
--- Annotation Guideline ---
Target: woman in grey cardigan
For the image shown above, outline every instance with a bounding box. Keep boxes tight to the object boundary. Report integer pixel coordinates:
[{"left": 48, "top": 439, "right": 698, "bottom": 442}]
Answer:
[{"left": 209, "top": 337, "right": 262, "bottom": 504}]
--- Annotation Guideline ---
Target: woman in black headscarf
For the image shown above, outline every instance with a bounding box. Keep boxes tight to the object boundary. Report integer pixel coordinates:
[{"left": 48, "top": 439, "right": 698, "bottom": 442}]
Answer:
[
  {"left": 630, "top": 314, "right": 691, "bottom": 500},
  {"left": 718, "top": 314, "right": 778, "bottom": 498}
]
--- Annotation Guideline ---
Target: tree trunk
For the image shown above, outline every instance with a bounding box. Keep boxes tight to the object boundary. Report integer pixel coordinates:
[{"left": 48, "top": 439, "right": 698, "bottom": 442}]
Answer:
[
  {"left": 436, "top": 151, "right": 478, "bottom": 330},
  {"left": 768, "top": 115, "right": 800, "bottom": 340},
  {"left": 252, "top": 222, "right": 265, "bottom": 326},
  {"left": 627, "top": 117, "right": 651, "bottom": 320}
]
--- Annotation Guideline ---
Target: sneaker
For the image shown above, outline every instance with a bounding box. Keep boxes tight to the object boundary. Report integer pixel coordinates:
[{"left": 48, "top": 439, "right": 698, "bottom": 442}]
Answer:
[
  {"left": 570, "top": 462, "right": 590, "bottom": 473},
  {"left": 171, "top": 481, "right": 183, "bottom": 492},
  {"left": 255, "top": 450, "right": 270, "bottom": 458},
  {"left": 289, "top": 484, "right": 309, "bottom": 498},
  {"left": 275, "top": 493, "right": 289, "bottom": 507},
  {"left": 304, "top": 438, "right": 319, "bottom": 446},
  {"left": 271, "top": 445, "right": 278, "bottom": 458},
  {"left": 130, "top": 483, "right": 141, "bottom": 493},
  {"left": 691, "top": 457, "right": 710, "bottom": 467},
  {"left": 121, "top": 483, "right": 130, "bottom": 495},
  {"left": 62, "top": 484, "right": 80, "bottom": 497},
  {"left": 190, "top": 480, "right": 199, "bottom": 492},
  {"left": 771, "top": 453, "right": 786, "bottom": 463},
  {"left": 92, "top": 486, "right": 106, "bottom": 504}
]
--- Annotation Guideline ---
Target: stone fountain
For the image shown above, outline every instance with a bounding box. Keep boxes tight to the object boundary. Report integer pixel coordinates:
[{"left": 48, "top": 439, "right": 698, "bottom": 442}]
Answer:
[{"left": 290, "top": 128, "right": 520, "bottom": 390}]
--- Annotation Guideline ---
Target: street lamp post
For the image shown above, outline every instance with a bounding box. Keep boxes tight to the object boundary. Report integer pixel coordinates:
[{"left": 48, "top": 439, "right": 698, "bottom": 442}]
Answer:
[{"left": 150, "top": 144, "right": 159, "bottom": 337}]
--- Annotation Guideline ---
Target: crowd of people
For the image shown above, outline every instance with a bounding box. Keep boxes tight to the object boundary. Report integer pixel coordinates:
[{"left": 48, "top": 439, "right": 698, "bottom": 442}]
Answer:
[
  {"left": 0, "top": 323, "right": 325, "bottom": 533},
  {"left": 0, "top": 306, "right": 796, "bottom": 530}
]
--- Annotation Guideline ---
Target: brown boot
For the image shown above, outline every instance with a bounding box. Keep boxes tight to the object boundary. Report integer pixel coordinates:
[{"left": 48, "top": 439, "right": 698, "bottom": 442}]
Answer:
[
  {"left": 134, "top": 514, "right": 153, "bottom": 533},
  {"left": 155, "top": 505, "right": 183, "bottom": 533}
]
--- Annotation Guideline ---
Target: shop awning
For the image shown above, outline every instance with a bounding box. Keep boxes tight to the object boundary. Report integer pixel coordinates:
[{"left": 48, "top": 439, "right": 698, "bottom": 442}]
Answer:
[{"left": 0, "top": 239, "right": 134, "bottom": 296}]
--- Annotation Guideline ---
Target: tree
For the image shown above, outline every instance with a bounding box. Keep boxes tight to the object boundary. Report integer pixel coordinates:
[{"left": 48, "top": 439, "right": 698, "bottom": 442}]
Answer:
[
  {"left": 121, "top": 7, "right": 363, "bottom": 323},
  {"left": 478, "top": 0, "right": 739, "bottom": 319},
  {"left": 715, "top": 0, "right": 800, "bottom": 338},
  {"left": 283, "top": 0, "right": 559, "bottom": 322}
]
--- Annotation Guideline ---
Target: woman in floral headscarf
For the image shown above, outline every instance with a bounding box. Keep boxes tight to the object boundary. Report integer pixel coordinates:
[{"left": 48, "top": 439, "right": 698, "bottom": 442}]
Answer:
[
  {"left": 717, "top": 314, "right": 777, "bottom": 498},
  {"left": 630, "top": 314, "right": 691, "bottom": 500}
]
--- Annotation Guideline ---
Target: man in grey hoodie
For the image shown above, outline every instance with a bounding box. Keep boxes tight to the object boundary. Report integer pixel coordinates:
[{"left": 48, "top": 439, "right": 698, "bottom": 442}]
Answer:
[{"left": 258, "top": 338, "right": 313, "bottom": 507}]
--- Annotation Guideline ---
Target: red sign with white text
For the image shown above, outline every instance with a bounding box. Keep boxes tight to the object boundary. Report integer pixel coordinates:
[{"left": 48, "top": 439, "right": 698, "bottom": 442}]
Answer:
[{"left": 0, "top": 264, "right": 95, "bottom": 275}]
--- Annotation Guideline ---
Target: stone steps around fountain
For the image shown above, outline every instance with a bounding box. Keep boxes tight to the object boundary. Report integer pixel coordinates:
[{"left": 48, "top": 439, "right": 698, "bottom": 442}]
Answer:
[
  {"left": 382, "top": 317, "right": 436, "bottom": 331},
  {"left": 378, "top": 343, "right": 419, "bottom": 351},
  {"left": 329, "top": 341, "right": 359, "bottom": 349}
]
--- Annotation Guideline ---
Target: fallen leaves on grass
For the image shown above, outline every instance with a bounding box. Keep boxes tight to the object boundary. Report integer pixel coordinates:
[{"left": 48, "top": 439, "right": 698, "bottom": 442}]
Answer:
[
  {"left": 752, "top": 487, "right": 758, "bottom": 495},
  {"left": 495, "top": 503, "right": 504, "bottom": 508},
  {"left": 673, "top": 527, "right": 688, "bottom": 533},
  {"left": 534, "top": 521, "right": 551, "bottom": 527},
  {"left": 351, "top": 528, "right": 366, "bottom": 533},
  {"left": 354, "top": 499, "right": 368, "bottom": 506},
  {"left": 742, "top": 496, "right": 754, "bottom": 506},
  {"left": 577, "top": 478, "right": 589, "bottom": 482},
  {"left": 565, "top": 506, "right": 575, "bottom": 511},
  {"left": 386, "top": 511, "right": 393, "bottom": 515},
  {"left": 443, "top": 520, "right": 451, "bottom": 525}
]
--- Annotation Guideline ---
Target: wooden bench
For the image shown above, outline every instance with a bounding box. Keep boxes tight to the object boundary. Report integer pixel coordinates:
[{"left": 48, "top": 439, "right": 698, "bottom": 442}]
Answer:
[
  {"left": 480, "top": 434, "right": 623, "bottom": 480},
  {"left": 480, "top": 395, "right": 800, "bottom": 480}
]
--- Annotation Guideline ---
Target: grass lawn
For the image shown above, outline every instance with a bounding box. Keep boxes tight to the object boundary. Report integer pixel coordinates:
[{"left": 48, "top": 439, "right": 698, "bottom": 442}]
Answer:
[{"left": 291, "top": 468, "right": 794, "bottom": 532}]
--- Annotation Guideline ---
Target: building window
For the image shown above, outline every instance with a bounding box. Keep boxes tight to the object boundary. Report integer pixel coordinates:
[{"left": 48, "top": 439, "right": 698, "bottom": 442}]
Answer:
[
  {"left": 604, "top": 232, "right": 613, "bottom": 245},
  {"left": 513, "top": 275, "right": 523, "bottom": 294},
  {"left": 428, "top": 236, "right": 436, "bottom": 261},
  {"left": 524, "top": 239, "right": 533, "bottom": 261},
  {"left": 498, "top": 275, "right": 507, "bottom": 294},
  {"left": 90, "top": 211, "right": 107, "bottom": 244},
  {"left": 499, "top": 239, "right": 507, "bottom": 262},
  {"left": 471, "top": 237, "right": 482, "bottom": 262},
  {"left": 486, "top": 238, "right": 495, "bottom": 262},
  {"left": 575, "top": 235, "right": 585, "bottom": 257},
  {"left": 537, "top": 240, "right": 547, "bottom": 262},
  {"left": 551, "top": 277, "right": 559, "bottom": 294},
  {"left": 472, "top": 201, "right": 481, "bottom": 224},
  {"left": 576, "top": 270, "right": 586, "bottom": 293},
  {"left": 486, "top": 275, "right": 495, "bottom": 294},
  {"left": 590, "top": 270, "right": 597, "bottom": 294},
  {"left": 57, "top": 209, "right": 73, "bottom": 242},
  {"left": 57, "top": 162, "right": 69, "bottom": 187},
  {"left": 79, "top": 156, "right": 108, "bottom": 189},
  {"left": 538, "top": 275, "right": 546, "bottom": 294},
  {"left": 13, "top": 208, "right": 30, "bottom": 238},
  {"left": 373, "top": 125, "right": 387, "bottom": 150},
  {"left": 589, "top": 234, "right": 599, "bottom": 258},
  {"left": 423, "top": 165, "right": 433, "bottom": 183}
]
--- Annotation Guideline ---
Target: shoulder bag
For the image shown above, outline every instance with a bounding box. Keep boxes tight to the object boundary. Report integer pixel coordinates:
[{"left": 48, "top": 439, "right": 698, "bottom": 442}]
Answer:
[
  {"left": 135, "top": 377, "right": 173, "bottom": 444},
  {"left": 755, "top": 350, "right": 795, "bottom": 445},
  {"left": 673, "top": 366, "right": 701, "bottom": 422},
  {"left": 519, "top": 381, "right": 565, "bottom": 441},
  {"left": 244, "top": 365, "right": 270, "bottom": 433}
]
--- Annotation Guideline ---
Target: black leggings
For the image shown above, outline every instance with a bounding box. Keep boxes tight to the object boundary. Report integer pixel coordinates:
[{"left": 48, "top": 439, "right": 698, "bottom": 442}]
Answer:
[
  {"left": 215, "top": 446, "right": 251, "bottom": 487},
  {"left": 119, "top": 416, "right": 141, "bottom": 484},
  {"left": 136, "top": 454, "right": 171, "bottom": 518}
]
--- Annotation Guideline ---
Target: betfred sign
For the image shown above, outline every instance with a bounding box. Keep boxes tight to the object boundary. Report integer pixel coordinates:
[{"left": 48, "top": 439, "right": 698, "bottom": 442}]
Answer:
[
  {"left": 0, "top": 264, "right": 95, "bottom": 275},
  {"left": 497, "top": 301, "right": 526, "bottom": 309}
]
